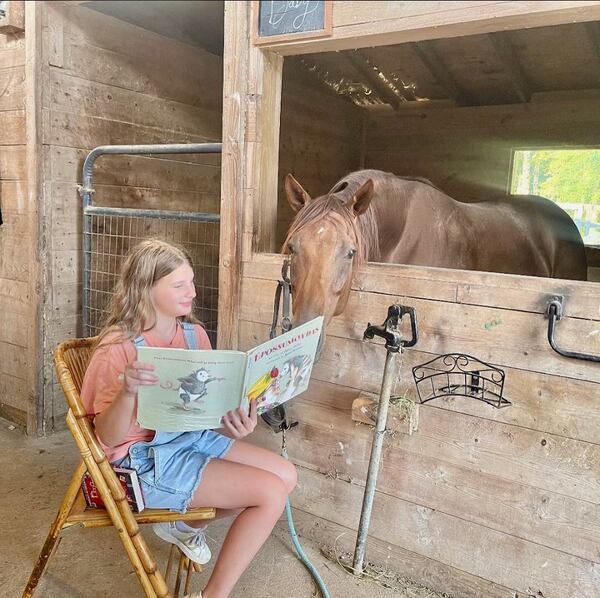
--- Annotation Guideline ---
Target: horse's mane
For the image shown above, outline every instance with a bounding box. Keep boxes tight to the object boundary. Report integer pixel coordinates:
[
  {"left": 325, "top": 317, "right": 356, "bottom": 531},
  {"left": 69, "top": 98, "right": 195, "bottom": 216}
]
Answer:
[{"left": 283, "top": 174, "right": 380, "bottom": 263}]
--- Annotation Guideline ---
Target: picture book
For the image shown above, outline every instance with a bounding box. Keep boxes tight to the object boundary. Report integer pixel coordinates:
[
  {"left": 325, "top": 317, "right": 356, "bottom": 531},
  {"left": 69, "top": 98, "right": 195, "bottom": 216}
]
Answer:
[
  {"left": 136, "top": 316, "right": 324, "bottom": 432},
  {"left": 82, "top": 468, "right": 145, "bottom": 513}
]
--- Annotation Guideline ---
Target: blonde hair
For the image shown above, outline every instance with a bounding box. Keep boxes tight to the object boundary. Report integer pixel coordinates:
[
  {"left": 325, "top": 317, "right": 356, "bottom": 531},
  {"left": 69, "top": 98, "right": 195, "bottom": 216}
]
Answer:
[{"left": 97, "top": 239, "right": 199, "bottom": 344}]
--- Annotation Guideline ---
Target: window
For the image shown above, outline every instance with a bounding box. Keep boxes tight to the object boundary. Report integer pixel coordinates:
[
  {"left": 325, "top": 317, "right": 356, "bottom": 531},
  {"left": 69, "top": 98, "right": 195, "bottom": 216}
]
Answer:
[{"left": 511, "top": 149, "right": 600, "bottom": 245}]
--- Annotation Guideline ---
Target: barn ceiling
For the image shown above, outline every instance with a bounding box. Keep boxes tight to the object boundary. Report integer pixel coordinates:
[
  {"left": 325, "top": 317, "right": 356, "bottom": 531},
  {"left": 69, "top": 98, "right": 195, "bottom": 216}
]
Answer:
[
  {"left": 293, "top": 21, "right": 600, "bottom": 109},
  {"left": 80, "top": 2, "right": 599, "bottom": 109}
]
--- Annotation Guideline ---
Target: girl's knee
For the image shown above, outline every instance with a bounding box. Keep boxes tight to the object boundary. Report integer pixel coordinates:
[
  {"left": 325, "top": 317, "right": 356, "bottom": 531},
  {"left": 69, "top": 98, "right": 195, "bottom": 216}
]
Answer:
[{"left": 281, "top": 460, "right": 297, "bottom": 495}]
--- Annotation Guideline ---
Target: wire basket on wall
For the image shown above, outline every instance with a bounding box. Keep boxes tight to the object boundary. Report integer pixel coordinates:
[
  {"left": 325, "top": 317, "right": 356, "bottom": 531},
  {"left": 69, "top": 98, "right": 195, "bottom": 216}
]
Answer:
[{"left": 412, "top": 353, "right": 511, "bottom": 409}]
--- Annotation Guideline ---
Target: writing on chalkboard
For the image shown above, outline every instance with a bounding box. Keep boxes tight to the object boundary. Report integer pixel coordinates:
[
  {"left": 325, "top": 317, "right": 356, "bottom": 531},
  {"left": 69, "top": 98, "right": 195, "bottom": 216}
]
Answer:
[{"left": 255, "top": 1, "right": 331, "bottom": 42}]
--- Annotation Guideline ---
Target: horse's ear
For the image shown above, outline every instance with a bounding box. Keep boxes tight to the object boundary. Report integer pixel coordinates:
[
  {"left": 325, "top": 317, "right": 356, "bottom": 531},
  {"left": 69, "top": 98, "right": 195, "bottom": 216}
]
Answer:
[
  {"left": 285, "top": 173, "right": 311, "bottom": 212},
  {"left": 350, "top": 179, "right": 374, "bottom": 216}
]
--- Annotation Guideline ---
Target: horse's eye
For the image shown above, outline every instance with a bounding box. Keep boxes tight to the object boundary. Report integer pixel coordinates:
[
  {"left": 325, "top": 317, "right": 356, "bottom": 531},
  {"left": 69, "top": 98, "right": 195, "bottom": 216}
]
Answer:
[
  {"left": 287, "top": 243, "right": 296, "bottom": 255},
  {"left": 347, "top": 249, "right": 357, "bottom": 259}
]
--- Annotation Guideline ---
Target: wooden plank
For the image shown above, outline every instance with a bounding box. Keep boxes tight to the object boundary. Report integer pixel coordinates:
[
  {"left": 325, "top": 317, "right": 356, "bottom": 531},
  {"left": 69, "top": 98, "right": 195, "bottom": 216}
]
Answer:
[
  {"left": 410, "top": 41, "right": 469, "bottom": 105},
  {"left": 240, "top": 318, "right": 600, "bottom": 445},
  {"left": 0, "top": 181, "right": 28, "bottom": 214},
  {"left": 0, "top": 110, "right": 25, "bottom": 145},
  {"left": 0, "top": 145, "right": 26, "bottom": 180},
  {"left": 50, "top": 147, "right": 221, "bottom": 196},
  {"left": 44, "top": 109, "right": 218, "bottom": 151},
  {"left": 251, "top": 392, "right": 600, "bottom": 564},
  {"left": 294, "top": 385, "right": 600, "bottom": 504},
  {"left": 291, "top": 466, "right": 600, "bottom": 597},
  {"left": 269, "top": 1, "right": 600, "bottom": 54},
  {"left": 0, "top": 342, "right": 28, "bottom": 379},
  {"left": 367, "top": 96, "right": 600, "bottom": 140},
  {"left": 0, "top": 310, "right": 28, "bottom": 347},
  {"left": 54, "top": 2, "right": 223, "bottom": 110},
  {"left": 243, "top": 256, "right": 600, "bottom": 320},
  {"left": 0, "top": 67, "right": 25, "bottom": 111},
  {"left": 488, "top": 31, "right": 532, "bottom": 103},
  {"left": 218, "top": 0, "right": 249, "bottom": 350},
  {"left": 250, "top": 50, "right": 283, "bottom": 253},
  {"left": 239, "top": 275, "right": 600, "bottom": 382},
  {"left": 25, "top": 0, "right": 44, "bottom": 434},
  {"left": 284, "top": 507, "right": 515, "bottom": 598},
  {"left": 48, "top": 69, "right": 223, "bottom": 139}
]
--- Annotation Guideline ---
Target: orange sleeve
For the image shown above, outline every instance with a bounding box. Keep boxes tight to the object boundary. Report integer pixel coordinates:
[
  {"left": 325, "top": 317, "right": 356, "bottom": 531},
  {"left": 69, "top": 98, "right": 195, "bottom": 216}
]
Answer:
[
  {"left": 80, "top": 341, "right": 135, "bottom": 416},
  {"left": 195, "top": 325, "right": 213, "bottom": 350}
]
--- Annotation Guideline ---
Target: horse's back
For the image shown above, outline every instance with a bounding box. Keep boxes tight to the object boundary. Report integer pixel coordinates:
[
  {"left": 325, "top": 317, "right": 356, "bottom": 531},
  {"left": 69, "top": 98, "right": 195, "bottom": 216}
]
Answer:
[{"left": 501, "top": 194, "right": 587, "bottom": 280}]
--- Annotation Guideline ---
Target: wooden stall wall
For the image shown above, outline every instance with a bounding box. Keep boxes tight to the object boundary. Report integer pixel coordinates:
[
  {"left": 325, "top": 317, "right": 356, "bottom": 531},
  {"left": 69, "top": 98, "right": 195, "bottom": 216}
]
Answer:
[
  {"left": 0, "top": 18, "right": 30, "bottom": 427},
  {"left": 276, "top": 62, "right": 364, "bottom": 248},
  {"left": 221, "top": 3, "right": 600, "bottom": 596},
  {"left": 242, "top": 258, "right": 600, "bottom": 598},
  {"left": 365, "top": 94, "right": 600, "bottom": 203},
  {"left": 40, "top": 2, "right": 223, "bottom": 430}
]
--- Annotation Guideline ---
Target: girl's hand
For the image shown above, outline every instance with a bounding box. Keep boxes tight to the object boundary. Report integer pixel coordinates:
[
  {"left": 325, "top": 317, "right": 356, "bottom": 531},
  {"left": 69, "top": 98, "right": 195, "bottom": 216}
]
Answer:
[
  {"left": 221, "top": 400, "right": 258, "bottom": 439},
  {"left": 120, "top": 361, "right": 159, "bottom": 396}
]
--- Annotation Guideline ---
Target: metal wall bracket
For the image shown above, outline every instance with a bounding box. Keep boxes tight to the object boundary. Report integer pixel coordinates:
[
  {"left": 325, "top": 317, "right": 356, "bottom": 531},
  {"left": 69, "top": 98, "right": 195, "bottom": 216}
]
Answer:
[{"left": 546, "top": 296, "right": 600, "bottom": 363}]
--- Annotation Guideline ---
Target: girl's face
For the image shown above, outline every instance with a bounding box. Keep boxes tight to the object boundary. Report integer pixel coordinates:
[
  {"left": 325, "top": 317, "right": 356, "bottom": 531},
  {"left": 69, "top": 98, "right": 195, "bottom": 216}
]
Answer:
[{"left": 151, "top": 263, "right": 196, "bottom": 319}]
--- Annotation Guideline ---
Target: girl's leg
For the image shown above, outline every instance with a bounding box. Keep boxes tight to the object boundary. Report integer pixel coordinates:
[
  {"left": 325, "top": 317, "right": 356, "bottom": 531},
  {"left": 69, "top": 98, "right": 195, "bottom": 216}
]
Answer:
[
  {"left": 222, "top": 440, "right": 297, "bottom": 493},
  {"left": 189, "top": 459, "right": 288, "bottom": 598},
  {"left": 184, "top": 440, "right": 297, "bottom": 530}
]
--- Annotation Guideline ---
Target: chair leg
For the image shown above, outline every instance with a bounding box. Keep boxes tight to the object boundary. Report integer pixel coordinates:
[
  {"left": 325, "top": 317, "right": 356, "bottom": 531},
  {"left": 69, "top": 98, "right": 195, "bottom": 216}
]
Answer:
[
  {"left": 173, "top": 552, "right": 187, "bottom": 598},
  {"left": 183, "top": 558, "right": 194, "bottom": 596},
  {"left": 22, "top": 461, "right": 87, "bottom": 598}
]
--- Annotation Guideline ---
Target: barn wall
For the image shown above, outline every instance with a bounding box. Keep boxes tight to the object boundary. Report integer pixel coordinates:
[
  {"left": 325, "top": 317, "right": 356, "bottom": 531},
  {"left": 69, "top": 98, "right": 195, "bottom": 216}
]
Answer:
[
  {"left": 364, "top": 94, "right": 600, "bottom": 201},
  {"left": 222, "top": 2, "right": 600, "bottom": 596},
  {"left": 276, "top": 63, "right": 364, "bottom": 247},
  {"left": 242, "top": 256, "right": 600, "bottom": 598},
  {"left": 0, "top": 21, "right": 30, "bottom": 427},
  {"left": 40, "top": 2, "right": 223, "bottom": 429}
]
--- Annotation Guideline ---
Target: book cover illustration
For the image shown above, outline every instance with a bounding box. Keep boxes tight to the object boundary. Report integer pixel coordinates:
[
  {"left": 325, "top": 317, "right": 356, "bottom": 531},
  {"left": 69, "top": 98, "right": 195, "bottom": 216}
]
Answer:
[
  {"left": 82, "top": 468, "right": 145, "bottom": 513},
  {"left": 137, "top": 316, "right": 324, "bottom": 432}
]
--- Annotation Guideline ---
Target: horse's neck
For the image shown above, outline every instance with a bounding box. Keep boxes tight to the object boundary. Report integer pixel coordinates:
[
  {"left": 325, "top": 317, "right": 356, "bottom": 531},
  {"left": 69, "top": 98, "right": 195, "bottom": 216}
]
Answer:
[{"left": 373, "top": 178, "right": 461, "bottom": 262}]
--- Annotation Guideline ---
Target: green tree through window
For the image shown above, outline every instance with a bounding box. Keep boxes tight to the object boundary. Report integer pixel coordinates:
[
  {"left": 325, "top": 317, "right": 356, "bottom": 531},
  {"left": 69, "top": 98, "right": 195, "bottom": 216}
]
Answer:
[{"left": 511, "top": 149, "right": 600, "bottom": 245}]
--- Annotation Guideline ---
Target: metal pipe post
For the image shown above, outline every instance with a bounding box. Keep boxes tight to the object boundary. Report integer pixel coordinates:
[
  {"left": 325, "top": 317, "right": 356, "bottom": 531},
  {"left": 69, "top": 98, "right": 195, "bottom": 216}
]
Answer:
[{"left": 352, "top": 347, "right": 400, "bottom": 574}]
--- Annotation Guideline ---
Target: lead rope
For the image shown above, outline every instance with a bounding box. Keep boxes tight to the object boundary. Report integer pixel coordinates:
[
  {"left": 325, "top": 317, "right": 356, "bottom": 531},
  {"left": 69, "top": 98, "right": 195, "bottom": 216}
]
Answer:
[{"left": 269, "top": 260, "right": 330, "bottom": 598}]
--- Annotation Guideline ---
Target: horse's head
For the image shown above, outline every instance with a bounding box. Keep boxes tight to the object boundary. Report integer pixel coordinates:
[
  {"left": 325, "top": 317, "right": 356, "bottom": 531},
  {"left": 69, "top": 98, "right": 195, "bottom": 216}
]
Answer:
[{"left": 282, "top": 173, "right": 376, "bottom": 350}]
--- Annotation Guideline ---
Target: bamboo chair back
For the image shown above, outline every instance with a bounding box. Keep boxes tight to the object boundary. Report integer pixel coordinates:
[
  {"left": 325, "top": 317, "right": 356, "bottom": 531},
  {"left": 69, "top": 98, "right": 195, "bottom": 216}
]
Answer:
[{"left": 23, "top": 338, "right": 214, "bottom": 598}]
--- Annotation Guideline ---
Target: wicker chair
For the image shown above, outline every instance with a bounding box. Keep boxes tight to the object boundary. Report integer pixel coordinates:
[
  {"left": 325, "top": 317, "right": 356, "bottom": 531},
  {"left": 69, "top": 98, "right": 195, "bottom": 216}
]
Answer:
[{"left": 23, "top": 337, "right": 215, "bottom": 598}]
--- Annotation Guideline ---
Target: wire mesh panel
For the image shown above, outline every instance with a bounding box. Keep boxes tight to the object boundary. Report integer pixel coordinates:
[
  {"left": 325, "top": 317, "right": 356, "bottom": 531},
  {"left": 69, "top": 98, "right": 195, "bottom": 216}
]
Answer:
[{"left": 85, "top": 210, "right": 220, "bottom": 347}]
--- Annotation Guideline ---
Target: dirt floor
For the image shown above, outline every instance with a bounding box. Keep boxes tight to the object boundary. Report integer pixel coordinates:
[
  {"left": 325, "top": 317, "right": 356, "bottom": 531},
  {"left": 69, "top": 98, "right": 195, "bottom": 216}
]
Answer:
[{"left": 1, "top": 419, "right": 446, "bottom": 597}]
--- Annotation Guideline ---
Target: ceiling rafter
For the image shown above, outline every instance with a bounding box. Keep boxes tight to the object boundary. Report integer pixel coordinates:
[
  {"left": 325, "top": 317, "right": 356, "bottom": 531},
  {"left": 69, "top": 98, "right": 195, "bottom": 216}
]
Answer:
[
  {"left": 583, "top": 21, "right": 600, "bottom": 85},
  {"left": 343, "top": 50, "right": 412, "bottom": 109},
  {"left": 409, "top": 41, "right": 470, "bottom": 106},
  {"left": 488, "top": 31, "right": 531, "bottom": 103}
]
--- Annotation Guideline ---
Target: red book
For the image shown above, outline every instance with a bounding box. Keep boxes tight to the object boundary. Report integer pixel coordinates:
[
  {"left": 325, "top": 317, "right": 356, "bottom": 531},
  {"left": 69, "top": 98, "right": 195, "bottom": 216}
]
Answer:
[{"left": 82, "top": 467, "right": 145, "bottom": 513}]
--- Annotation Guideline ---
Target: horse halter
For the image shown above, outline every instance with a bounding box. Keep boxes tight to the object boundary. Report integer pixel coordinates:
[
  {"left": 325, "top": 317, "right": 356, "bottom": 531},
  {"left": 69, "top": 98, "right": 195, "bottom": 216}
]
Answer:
[
  {"left": 269, "top": 258, "right": 292, "bottom": 339},
  {"left": 263, "top": 258, "right": 297, "bottom": 433}
]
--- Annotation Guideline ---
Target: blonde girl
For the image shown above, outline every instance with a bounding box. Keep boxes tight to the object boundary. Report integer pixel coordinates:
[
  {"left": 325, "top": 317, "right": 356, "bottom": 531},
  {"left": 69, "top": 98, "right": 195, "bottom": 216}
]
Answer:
[{"left": 80, "top": 239, "right": 296, "bottom": 598}]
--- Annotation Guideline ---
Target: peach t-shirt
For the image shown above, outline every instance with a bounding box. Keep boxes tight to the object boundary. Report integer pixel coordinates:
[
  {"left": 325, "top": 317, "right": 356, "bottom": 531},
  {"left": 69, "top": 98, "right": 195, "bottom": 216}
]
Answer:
[{"left": 80, "top": 323, "right": 212, "bottom": 462}]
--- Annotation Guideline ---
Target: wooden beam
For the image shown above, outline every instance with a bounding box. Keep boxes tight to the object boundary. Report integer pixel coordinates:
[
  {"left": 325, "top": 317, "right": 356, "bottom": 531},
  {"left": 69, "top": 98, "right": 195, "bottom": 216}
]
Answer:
[
  {"left": 584, "top": 21, "right": 600, "bottom": 85},
  {"left": 343, "top": 49, "right": 411, "bottom": 109},
  {"left": 410, "top": 41, "right": 470, "bottom": 106},
  {"left": 488, "top": 31, "right": 531, "bottom": 103}
]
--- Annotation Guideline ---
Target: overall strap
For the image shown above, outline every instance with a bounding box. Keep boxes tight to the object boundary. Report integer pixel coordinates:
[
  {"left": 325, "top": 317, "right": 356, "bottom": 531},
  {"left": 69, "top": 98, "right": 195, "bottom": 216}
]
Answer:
[
  {"left": 181, "top": 322, "right": 198, "bottom": 350},
  {"left": 133, "top": 335, "right": 146, "bottom": 347}
]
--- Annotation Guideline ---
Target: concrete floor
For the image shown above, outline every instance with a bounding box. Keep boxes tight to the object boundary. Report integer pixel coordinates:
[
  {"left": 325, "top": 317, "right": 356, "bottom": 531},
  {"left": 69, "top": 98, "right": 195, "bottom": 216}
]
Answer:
[{"left": 1, "top": 419, "right": 443, "bottom": 597}]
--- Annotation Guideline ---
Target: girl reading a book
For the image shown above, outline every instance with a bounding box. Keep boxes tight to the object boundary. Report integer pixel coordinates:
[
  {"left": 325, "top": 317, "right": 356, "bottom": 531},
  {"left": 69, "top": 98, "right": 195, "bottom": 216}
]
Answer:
[{"left": 81, "top": 239, "right": 297, "bottom": 598}]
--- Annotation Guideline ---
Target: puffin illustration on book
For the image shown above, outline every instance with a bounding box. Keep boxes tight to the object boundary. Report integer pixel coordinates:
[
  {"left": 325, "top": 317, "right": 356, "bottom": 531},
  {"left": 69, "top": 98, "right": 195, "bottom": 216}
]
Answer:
[{"left": 177, "top": 368, "right": 224, "bottom": 411}]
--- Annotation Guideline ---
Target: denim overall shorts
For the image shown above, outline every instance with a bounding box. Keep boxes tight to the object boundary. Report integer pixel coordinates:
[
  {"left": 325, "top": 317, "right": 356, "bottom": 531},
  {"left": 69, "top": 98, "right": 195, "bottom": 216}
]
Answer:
[{"left": 114, "top": 323, "right": 233, "bottom": 513}]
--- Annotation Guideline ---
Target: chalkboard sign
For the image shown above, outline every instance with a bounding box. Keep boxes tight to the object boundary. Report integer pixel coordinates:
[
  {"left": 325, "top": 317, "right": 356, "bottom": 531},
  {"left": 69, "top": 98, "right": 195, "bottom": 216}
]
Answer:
[{"left": 253, "top": 1, "right": 333, "bottom": 45}]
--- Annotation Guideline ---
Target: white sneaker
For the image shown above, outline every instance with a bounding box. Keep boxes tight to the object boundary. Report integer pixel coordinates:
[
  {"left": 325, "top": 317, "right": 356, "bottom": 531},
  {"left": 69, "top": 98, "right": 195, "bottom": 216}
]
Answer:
[{"left": 153, "top": 522, "right": 211, "bottom": 565}]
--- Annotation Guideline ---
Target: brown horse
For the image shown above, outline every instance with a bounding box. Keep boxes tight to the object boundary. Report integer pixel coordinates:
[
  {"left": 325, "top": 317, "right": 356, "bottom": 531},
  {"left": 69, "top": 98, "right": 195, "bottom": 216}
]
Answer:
[{"left": 283, "top": 169, "right": 587, "bottom": 331}]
